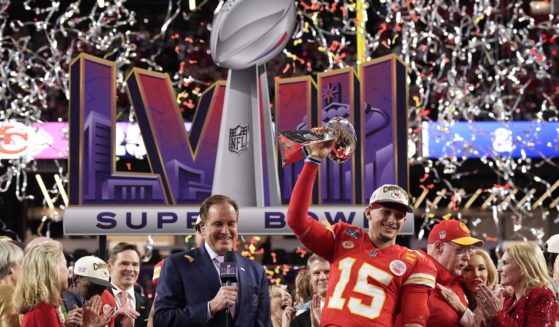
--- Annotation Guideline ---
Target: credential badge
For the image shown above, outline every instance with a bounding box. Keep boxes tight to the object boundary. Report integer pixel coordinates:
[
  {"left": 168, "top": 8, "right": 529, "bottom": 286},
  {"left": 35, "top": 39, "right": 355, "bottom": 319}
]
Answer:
[{"left": 229, "top": 125, "right": 249, "bottom": 153}]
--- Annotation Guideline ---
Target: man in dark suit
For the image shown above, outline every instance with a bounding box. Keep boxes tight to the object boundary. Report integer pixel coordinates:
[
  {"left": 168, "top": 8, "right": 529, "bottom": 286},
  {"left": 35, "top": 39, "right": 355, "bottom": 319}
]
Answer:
[
  {"left": 108, "top": 242, "right": 152, "bottom": 327},
  {"left": 291, "top": 254, "right": 329, "bottom": 327},
  {"left": 154, "top": 194, "right": 271, "bottom": 326}
]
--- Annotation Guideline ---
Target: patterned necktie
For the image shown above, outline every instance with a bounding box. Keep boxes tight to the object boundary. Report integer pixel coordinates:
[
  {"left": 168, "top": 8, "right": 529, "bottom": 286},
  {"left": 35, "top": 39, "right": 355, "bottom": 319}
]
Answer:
[
  {"left": 215, "top": 255, "right": 224, "bottom": 271},
  {"left": 118, "top": 292, "right": 133, "bottom": 327}
]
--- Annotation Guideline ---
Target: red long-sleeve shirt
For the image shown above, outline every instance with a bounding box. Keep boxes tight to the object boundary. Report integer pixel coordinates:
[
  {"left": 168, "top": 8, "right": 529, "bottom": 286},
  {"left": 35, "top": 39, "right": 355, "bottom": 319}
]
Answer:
[
  {"left": 22, "top": 303, "right": 64, "bottom": 327},
  {"left": 491, "top": 286, "right": 558, "bottom": 327}
]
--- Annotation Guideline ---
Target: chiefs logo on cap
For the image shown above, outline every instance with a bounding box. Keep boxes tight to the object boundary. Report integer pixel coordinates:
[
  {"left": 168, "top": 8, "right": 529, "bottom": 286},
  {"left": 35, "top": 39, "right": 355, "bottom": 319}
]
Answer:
[{"left": 391, "top": 191, "right": 403, "bottom": 200}]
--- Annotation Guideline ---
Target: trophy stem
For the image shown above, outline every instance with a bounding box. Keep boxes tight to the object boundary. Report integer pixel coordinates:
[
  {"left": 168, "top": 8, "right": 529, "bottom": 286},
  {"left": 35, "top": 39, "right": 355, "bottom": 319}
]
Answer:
[
  {"left": 212, "top": 65, "right": 281, "bottom": 206},
  {"left": 255, "top": 65, "right": 282, "bottom": 206}
]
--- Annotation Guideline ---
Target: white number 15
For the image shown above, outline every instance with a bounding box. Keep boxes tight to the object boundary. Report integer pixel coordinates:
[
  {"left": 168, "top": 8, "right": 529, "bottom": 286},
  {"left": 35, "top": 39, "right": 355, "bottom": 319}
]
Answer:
[{"left": 327, "top": 257, "right": 393, "bottom": 319}]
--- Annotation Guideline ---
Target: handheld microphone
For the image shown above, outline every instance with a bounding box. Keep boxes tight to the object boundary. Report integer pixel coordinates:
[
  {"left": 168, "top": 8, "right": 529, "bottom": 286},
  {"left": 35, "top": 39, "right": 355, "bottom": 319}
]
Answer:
[
  {"left": 220, "top": 250, "right": 238, "bottom": 286},
  {"left": 220, "top": 250, "right": 237, "bottom": 326}
]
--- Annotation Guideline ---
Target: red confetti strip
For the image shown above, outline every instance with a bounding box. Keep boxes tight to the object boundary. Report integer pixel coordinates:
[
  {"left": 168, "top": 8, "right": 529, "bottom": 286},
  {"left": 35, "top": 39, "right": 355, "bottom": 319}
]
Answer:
[
  {"left": 530, "top": 48, "right": 544, "bottom": 62},
  {"left": 295, "top": 247, "right": 307, "bottom": 258}
]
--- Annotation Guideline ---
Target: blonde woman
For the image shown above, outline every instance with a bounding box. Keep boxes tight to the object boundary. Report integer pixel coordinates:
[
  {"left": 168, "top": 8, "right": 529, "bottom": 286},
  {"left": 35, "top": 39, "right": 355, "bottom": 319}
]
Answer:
[
  {"left": 477, "top": 242, "right": 558, "bottom": 326},
  {"left": 14, "top": 240, "right": 68, "bottom": 327},
  {"left": 437, "top": 248, "right": 499, "bottom": 327},
  {"left": 293, "top": 270, "right": 312, "bottom": 314},
  {"left": 269, "top": 285, "right": 295, "bottom": 327},
  {"left": 462, "top": 249, "right": 499, "bottom": 308},
  {"left": 0, "top": 240, "right": 24, "bottom": 327}
]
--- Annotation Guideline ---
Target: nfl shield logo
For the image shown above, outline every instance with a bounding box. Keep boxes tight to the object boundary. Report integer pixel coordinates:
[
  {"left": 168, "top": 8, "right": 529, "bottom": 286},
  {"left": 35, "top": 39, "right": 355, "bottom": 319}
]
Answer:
[{"left": 229, "top": 125, "right": 249, "bottom": 153}]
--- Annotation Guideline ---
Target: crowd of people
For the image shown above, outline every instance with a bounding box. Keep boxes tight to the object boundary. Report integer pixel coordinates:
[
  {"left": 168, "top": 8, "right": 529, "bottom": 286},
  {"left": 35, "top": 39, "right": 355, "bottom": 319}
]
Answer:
[{"left": 1, "top": 139, "right": 559, "bottom": 326}]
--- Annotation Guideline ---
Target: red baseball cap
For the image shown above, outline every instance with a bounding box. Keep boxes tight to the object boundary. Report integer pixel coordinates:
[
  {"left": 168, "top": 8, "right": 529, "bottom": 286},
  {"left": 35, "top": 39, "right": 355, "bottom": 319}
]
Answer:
[{"left": 428, "top": 219, "right": 483, "bottom": 246}]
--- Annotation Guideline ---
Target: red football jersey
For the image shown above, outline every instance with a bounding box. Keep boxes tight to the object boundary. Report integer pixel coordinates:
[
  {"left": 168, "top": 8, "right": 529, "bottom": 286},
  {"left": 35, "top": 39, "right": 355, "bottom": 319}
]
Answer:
[{"left": 300, "top": 221, "right": 436, "bottom": 327}]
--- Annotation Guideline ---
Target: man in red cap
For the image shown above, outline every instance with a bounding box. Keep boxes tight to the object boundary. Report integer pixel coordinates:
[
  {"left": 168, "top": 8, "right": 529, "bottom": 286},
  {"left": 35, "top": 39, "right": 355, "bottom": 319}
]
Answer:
[
  {"left": 425, "top": 219, "right": 484, "bottom": 327},
  {"left": 287, "top": 141, "right": 437, "bottom": 327}
]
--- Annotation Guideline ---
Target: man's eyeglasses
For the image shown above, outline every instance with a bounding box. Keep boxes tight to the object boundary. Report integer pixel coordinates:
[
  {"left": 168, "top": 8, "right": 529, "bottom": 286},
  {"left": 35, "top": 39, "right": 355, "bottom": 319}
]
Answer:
[{"left": 446, "top": 241, "right": 472, "bottom": 255}]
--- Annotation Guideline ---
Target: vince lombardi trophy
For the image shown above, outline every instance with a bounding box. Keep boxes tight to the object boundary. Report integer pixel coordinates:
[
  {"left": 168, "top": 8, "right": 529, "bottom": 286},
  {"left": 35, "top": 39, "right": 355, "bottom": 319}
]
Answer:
[{"left": 210, "top": 0, "right": 296, "bottom": 206}]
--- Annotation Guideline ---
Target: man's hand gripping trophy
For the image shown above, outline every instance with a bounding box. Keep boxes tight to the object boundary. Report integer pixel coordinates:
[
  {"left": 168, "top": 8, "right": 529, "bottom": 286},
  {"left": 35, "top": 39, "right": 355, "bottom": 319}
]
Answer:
[{"left": 278, "top": 117, "right": 357, "bottom": 166}]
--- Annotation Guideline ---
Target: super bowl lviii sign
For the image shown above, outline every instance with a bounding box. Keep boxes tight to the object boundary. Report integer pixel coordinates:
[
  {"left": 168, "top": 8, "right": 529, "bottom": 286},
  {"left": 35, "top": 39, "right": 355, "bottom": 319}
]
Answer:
[{"left": 64, "top": 1, "right": 413, "bottom": 235}]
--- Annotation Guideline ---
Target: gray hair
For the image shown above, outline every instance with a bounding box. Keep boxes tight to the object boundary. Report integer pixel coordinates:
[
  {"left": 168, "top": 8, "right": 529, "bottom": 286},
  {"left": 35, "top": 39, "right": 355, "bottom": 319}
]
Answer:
[
  {"left": 0, "top": 240, "right": 24, "bottom": 280},
  {"left": 307, "top": 254, "right": 328, "bottom": 270}
]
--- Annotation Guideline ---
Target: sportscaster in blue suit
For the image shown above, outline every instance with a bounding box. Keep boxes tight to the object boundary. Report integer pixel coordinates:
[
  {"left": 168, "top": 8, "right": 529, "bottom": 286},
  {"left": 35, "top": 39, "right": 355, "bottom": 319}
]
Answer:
[{"left": 154, "top": 194, "right": 272, "bottom": 326}]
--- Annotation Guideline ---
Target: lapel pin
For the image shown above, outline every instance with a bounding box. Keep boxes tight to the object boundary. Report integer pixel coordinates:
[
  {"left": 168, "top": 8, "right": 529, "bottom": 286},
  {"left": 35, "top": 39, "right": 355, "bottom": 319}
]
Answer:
[{"left": 184, "top": 255, "right": 194, "bottom": 262}]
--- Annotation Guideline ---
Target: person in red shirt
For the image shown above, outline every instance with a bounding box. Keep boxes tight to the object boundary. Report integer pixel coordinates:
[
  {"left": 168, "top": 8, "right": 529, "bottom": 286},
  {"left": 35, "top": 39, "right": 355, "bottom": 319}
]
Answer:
[
  {"left": 14, "top": 240, "right": 68, "bottom": 327},
  {"left": 287, "top": 140, "right": 437, "bottom": 327},
  {"left": 62, "top": 255, "right": 114, "bottom": 327},
  {"left": 543, "top": 234, "right": 559, "bottom": 326},
  {"left": 424, "top": 219, "right": 484, "bottom": 327},
  {"left": 146, "top": 259, "right": 165, "bottom": 327},
  {"left": 423, "top": 248, "right": 502, "bottom": 327},
  {"left": 477, "top": 242, "right": 558, "bottom": 327},
  {"left": 100, "top": 290, "right": 117, "bottom": 327}
]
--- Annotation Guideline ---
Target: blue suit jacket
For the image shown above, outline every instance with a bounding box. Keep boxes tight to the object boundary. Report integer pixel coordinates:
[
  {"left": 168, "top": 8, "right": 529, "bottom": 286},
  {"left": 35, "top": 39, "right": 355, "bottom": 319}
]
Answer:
[{"left": 154, "top": 244, "right": 271, "bottom": 326}]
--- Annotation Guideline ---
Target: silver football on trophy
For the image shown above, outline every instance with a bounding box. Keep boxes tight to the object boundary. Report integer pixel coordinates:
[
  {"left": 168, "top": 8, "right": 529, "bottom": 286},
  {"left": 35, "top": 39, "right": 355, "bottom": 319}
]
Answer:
[
  {"left": 210, "top": 0, "right": 296, "bottom": 70},
  {"left": 277, "top": 117, "right": 357, "bottom": 166},
  {"left": 324, "top": 117, "right": 357, "bottom": 162}
]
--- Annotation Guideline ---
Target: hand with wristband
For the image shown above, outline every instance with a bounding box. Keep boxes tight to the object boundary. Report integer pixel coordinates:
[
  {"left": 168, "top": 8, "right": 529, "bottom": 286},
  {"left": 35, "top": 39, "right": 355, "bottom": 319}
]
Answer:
[{"left": 303, "top": 128, "right": 336, "bottom": 165}]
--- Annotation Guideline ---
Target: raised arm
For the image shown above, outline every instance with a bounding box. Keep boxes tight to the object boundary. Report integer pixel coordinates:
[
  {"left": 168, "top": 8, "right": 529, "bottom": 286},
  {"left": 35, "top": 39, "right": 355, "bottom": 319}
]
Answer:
[{"left": 287, "top": 139, "right": 336, "bottom": 260}]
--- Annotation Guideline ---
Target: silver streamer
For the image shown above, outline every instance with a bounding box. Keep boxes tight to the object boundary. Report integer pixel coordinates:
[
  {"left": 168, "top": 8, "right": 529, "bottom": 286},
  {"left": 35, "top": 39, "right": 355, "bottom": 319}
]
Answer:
[{"left": 0, "top": 0, "right": 557, "bottom": 245}]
